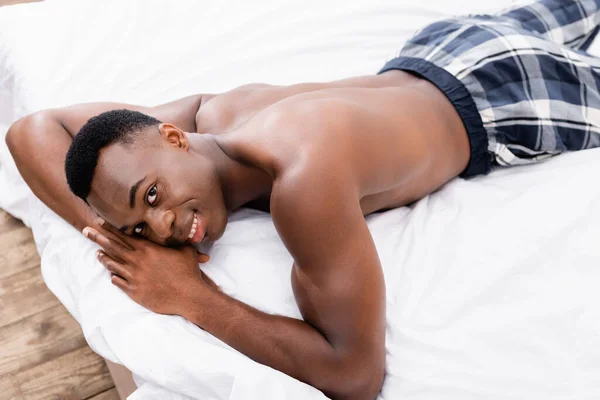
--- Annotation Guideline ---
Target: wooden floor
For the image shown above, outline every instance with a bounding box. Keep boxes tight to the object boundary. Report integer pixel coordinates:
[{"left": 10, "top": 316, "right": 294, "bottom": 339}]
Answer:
[
  {"left": 0, "top": 209, "right": 118, "bottom": 400},
  {"left": 0, "top": 0, "right": 41, "bottom": 6}
]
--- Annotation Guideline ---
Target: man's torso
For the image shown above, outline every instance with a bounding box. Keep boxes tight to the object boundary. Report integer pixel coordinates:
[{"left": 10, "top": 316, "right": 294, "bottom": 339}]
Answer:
[{"left": 195, "top": 70, "right": 470, "bottom": 214}]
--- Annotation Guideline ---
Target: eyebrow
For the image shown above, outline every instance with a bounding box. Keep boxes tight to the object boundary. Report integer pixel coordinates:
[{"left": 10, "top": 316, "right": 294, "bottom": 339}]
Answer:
[{"left": 129, "top": 175, "right": 147, "bottom": 209}]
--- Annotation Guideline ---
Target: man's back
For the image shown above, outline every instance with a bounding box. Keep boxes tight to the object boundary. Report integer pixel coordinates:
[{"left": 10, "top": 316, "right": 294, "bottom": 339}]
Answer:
[{"left": 212, "top": 70, "right": 470, "bottom": 215}]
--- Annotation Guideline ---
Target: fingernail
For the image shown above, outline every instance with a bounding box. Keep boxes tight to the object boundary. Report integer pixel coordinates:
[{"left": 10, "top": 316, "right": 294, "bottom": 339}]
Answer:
[
  {"left": 96, "top": 217, "right": 105, "bottom": 226},
  {"left": 96, "top": 251, "right": 102, "bottom": 260},
  {"left": 82, "top": 227, "right": 91, "bottom": 238}
]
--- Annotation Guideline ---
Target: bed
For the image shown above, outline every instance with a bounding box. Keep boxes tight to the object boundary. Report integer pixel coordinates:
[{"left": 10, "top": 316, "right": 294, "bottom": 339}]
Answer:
[{"left": 1, "top": 0, "right": 600, "bottom": 399}]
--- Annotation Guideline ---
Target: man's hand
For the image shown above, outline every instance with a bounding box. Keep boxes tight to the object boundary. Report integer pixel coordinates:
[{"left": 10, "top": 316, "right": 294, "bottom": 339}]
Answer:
[{"left": 82, "top": 219, "right": 219, "bottom": 315}]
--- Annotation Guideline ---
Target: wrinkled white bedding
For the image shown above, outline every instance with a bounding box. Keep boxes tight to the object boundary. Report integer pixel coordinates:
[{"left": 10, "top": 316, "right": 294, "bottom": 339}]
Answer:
[{"left": 1, "top": 0, "right": 600, "bottom": 399}]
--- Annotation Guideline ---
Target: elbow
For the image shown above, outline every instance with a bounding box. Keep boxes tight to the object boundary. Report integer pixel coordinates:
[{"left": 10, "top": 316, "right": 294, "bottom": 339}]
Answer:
[
  {"left": 322, "top": 357, "right": 385, "bottom": 400},
  {"left": 6, "top": 114, "right": 32, "bottom": 153},
  {"left": 5, "top": 118, "right": 21, "bottom": 154},
  {"left": 6, "top": 111, "right": 50, "bottom": 156},
  {"left": 342, "top": 368, "right": 385, "bottom": 400}
]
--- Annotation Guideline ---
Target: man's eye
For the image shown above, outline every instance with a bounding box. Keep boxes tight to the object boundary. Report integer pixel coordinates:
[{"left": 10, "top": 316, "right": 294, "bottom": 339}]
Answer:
[
  {"left": 147, "top": 185, "right": 158, "bottom": 205},
  {"left": 134, "top": 223, "right": 145, "bottom": 235}
]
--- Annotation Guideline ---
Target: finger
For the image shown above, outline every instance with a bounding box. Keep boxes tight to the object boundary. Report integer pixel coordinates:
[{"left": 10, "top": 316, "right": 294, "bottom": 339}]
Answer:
[
  {"left": 83, "top": 227, "right": 127, "bottom": 260},
  {"left": 197, "top": 252, "right": 210, "bottom": 263},
  {"left": 96, "top": 218, "right": 135, "bottom": 251},
  {"left": 111, "top": 274, "right": 130, "bottom": 291},
  {"left": 97, "top": 251, "right": 133, "bottom": 281}
]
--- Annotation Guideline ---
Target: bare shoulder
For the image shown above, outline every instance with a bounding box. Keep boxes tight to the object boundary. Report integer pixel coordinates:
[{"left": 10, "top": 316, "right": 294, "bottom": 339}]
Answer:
[
  {"left": 269, "top": 157, "right": 358, "bottom": 270},
  {"left": 217, "top": 92, "right": 360, "bottom": 176}
]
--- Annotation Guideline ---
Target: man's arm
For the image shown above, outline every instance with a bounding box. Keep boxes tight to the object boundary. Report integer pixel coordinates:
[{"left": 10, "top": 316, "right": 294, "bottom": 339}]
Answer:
[
  {"left": 5, "top": 95, "right": 205, "bottom": 231},
  {"left": 181, "top": 170, "right": 387, "bottom": 399},
  {"left": 82, "top": 162, "right": 386, "bottom": 399}
]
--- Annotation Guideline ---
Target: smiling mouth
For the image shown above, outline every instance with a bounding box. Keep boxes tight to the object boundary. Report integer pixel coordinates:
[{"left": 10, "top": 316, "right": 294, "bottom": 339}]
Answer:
[
  {"left": 187, "top": 211, "right": 207, "bottom": 244},
  {"left": 187, "top": 213, "right": 198, "bottom": 239}
]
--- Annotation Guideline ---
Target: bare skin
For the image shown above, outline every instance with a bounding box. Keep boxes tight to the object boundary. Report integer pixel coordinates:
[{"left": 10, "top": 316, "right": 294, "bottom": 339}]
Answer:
[{"left": 6, "top": 70, "right": 469, "bottom": 400}]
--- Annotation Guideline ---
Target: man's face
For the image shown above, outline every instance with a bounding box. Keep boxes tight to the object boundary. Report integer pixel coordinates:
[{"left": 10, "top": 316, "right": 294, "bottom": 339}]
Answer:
[{"left": 86, "top": 127, "right": 228, "bottom": 246}]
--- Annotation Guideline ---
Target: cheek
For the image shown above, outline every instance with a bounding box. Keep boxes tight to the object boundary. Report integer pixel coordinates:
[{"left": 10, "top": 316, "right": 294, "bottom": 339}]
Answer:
[
  {"left": 181, "top": 173, "right": 214, "bottom": 199},
  {"left": 161, "top": 157, "right": 218, "bottom": 205}
]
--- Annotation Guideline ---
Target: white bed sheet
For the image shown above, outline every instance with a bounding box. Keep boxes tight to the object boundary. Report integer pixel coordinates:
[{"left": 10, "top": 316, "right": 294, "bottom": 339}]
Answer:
[
  {"left": 2, "top": 0, "right": 600, "bottom": 399},
  {"left": 0, "top": 0, "right": 528, "bottom": 224}
]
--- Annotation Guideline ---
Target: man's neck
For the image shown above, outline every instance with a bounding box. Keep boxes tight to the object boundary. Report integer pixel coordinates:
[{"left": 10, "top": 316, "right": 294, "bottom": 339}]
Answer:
[{"left": 188, "top": 133, "right": 272, "bottom": 212}]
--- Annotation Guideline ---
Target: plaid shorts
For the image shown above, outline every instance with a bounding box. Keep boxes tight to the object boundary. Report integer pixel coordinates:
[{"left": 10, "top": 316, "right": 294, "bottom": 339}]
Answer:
[{"left": 379, "top": 0, "right": 600, "bottom": 177}]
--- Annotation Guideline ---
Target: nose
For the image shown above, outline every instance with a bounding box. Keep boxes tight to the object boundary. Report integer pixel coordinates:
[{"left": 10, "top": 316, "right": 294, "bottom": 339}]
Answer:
[{"left": 148, "top": 208, "right": 175, "bottom": 242}]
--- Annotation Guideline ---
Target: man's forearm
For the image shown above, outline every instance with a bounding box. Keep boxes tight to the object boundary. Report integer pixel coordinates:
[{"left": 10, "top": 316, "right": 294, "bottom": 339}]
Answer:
[
  {"left": 180, "top": 286, "right": 365, "bottom": 399},
  {"left": 6, "top": 114, "right": 96, "bottom": 231}
]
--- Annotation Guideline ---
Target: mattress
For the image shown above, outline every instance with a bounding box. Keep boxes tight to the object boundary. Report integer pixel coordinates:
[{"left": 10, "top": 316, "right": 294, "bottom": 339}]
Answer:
[{"left": 1, "top": 0, "right": 600, "bottom": 399}]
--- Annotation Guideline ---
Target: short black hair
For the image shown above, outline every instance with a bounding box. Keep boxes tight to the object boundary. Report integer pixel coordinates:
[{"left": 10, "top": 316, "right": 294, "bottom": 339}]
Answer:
[{"left": 65, "top": 109, "right": 161, "bottom": 200}]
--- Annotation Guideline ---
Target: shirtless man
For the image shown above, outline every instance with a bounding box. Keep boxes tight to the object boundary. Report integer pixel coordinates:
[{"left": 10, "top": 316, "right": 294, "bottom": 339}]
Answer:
[{"left": 6, "top": 1, "right": 600, "bottom": 399}]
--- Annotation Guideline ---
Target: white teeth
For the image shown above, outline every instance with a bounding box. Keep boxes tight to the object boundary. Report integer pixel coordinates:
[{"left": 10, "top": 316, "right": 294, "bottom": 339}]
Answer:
[{"left": 188, "top": 214, "right": 199, "bottom": 239}]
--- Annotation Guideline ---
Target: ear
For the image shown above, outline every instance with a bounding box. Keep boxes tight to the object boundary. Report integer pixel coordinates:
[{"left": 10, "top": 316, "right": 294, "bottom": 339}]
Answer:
[{"left": 159, "top": 123, "right": 190, "bottom": 150}]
